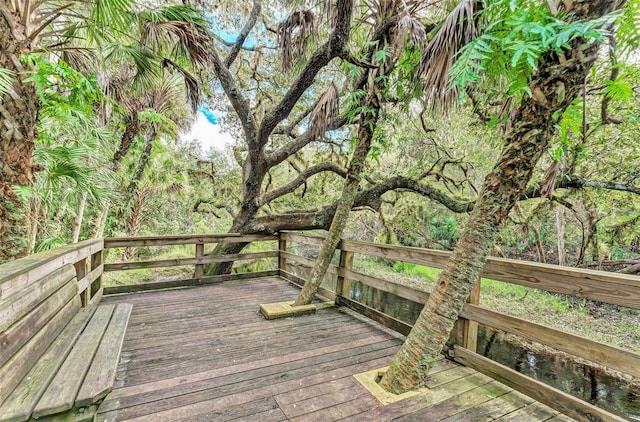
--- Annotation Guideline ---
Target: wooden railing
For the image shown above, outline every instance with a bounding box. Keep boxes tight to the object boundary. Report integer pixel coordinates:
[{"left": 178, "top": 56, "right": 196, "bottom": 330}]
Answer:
[
  {"left": 2, "top": 232, "right": 639, "bottom": 421},
  {"left": 102, "top": 234, "right": 279, "bottom": 294},
  {"left": 278, "top": 232, "right": 640, "bottom": 422},
  {"left": 0, "top": 239, "right": 104, "bottom": 307}
]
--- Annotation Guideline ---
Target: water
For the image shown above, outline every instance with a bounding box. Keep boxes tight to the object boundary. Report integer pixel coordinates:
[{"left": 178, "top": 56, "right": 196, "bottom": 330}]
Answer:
[{"left": 478, "top": 326, "right": 640, "bottom": 420}]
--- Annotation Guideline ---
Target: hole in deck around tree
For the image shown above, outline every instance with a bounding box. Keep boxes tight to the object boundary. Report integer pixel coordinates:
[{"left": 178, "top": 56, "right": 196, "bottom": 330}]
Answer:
[{"left": 354, "top": 366, "right": 429, "bottom": 405}]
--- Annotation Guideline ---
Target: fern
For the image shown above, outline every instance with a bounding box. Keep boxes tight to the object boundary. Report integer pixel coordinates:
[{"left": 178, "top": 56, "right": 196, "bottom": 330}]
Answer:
[
  {"left": 450, "top": 0, "right": 613, "bottom": 101},
  {"left": 604, "top": 77, "right": 634, "bottom": 103},
  {"left": 617, "top": 0, "right": 640, "bottom": 54}
]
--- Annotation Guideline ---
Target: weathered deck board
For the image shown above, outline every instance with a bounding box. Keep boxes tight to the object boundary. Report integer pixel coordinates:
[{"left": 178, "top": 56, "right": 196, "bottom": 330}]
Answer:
[{"left": 99, "top": 276, "right": 574, "bottom": 421}]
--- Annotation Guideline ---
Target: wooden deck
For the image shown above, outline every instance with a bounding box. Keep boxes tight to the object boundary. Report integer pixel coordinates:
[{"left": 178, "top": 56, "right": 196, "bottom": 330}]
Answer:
[{"left": 98, "top": 276, "right": 573, "bottom": 421}]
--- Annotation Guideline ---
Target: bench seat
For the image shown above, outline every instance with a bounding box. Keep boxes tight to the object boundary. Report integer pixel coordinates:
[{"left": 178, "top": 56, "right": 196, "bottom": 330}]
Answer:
[{"left": 0, "top": 303, "right": 132, "bottom": 422}]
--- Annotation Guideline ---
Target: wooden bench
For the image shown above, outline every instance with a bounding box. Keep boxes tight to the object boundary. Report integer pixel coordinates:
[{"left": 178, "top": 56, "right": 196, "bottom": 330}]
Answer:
[{"left": 0, "top": 240, "right": 131, "bottom": 421}]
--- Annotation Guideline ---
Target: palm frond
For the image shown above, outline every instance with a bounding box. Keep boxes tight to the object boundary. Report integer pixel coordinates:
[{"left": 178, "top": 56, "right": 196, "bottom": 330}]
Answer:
[
  {"left": 35, "top": 236, "right": 66, "bottom": 252},
  {"left": 399, "top": 15, "right": 427, "bottom": 46},
  {"left": 278, "top": 10, "right": 317, "bottom": 71},
  {"left": 417, "top": 0, "right": 485, "bottom": 112},
  {"left": 319, "top": 0, "right": 337, "bottom": 27},
  {"left": 60, "top": 46, "right": 98, "bottom": 73},
  {"left": 309, "top": 82, "right": 339, "bottom": 140},
  {"left": 162, "top": 59, "right": 202, "bottom": 111},
  {"left": 540, "top": 159, "right": 561, "bottom": 198},
  {"left": 140, "top": 6, "right": 212, "bottom": 67},
  {"left": 617, "top": 0, "right": 640, "bottom": 54},
  {"left": 92, "top": 0, "right": 135, "bottom": 33}
]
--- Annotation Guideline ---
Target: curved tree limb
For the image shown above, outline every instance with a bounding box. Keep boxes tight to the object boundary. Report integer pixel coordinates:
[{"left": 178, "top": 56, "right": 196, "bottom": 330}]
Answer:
[
  {"left": 256, "top": 0, "right": 354, "bottom": 148},
  {"left": 257, "top": 162, "right": 347, "bottom": 206},
  {"left": 246, "top": 173, "right": 640, "bottom": 234},
  {"left": 266, "top": 116, "right": 349, "bottom": 167},
  {"left": 224, "top": 0, "right": 261, "bottom": 68},
  {"left": 210, "top": 47, "right": 259, "bottom": 144}
]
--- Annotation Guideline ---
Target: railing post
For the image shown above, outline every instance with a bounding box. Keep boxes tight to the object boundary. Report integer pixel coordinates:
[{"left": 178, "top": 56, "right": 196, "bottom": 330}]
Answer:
[
  {"left": 463, "top": 277, "right": 481, "bottom": 353},
  {"left": 194, "top": 243, "right": 205, "bottom": 278},
  {"left": 450, "top": 277, "right": 481, "bottom": 353},
  {"left": 278, "top": 235, "right": 287, "bottom": 273},
  {"left": 89, "top": 249, "right": 103, "bottom": 304},
  {"left": 75, "top": 258, "right": 89, "bottom": 306},
  {"left": 335, "top": 246, "right": 354, "bottom": 304}
]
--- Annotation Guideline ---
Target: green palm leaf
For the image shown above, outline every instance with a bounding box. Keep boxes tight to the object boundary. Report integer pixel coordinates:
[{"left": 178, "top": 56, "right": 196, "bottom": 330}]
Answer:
[{"left": 0, "top": 67, "right": 14, "bottom": 96}]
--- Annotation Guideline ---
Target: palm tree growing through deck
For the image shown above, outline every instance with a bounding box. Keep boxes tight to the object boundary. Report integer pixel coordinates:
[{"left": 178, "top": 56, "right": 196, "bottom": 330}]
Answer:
[
  {"left": 292, "top": 2, "right": 429, "bottom": 306},
  {"left": 378, "top": 0, "right": 630, "bottom": 394}
]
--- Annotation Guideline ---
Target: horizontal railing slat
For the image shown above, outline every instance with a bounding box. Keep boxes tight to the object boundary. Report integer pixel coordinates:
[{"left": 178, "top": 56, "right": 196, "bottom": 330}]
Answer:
[
  {"left": 104, "top": 234, "right": 277, "bottom": 248},
  {"left": 280, "top": 232, "right": 326, "bottom": 247},
  {"left": 481, "top": 259, "right": 640, "bottom": 310},
  {"left": 0, "top": 239, "right": 103, "bottom": 300},
  {"left": 454, "top": 346, "right": 627, "bottom": 422},
  {"left": 103, "top": 251, "right": 279, "bottom": 272},
  {"left": 77, "top": 265, "right": 104, "bottom": 294},
  {"left": 286, "top": 233, "right": 640, "bottom": 310},
  {"left": 460, "top": 303, "right": 640, "bottom": 379},
  {"left": 104, "top": 270, "right": 280, "bottom": 295}
]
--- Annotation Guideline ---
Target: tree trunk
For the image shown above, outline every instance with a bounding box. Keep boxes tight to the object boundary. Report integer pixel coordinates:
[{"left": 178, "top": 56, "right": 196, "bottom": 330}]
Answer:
[
  {"left": 379, "top": 0, "right": 614, "bottom": 393},
  {"left": 72, "top": 192, "right": 88, "bottom": 243},
  {"left": 92, "top": 207, "right": 109, "bottom": 238},
  {"left": 556, "top": 207, "right": 566, "bottom": 265},
  {"left": 29, "top": 196, "right": 42, "bottom": 254},
  {"left": 293, "top": 99, "right": 379, "bottom": 305},
  {"left": 293, "top": 43, "right": 394, "bottom": 306},
  {"left": 0, "top": 16, "right": 39, "bottom": 262},
  {"left": 532, "top": 226, "right": 546, "bottom": 263},
  {"left": 126, "top": 128, "right": 155, "bottom": 194},
  {"left": 112, "top": 115, "right": 140, "bottom": 170}
]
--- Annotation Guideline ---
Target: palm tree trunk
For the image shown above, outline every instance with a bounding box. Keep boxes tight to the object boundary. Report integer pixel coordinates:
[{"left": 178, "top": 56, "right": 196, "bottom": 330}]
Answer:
[
  {"left": 293, "top": 115, "right": 378, "bottom": 305},
  {"left": 112, "top": 115, "right": 140, "bottom": 170},
  {"left": 294, "top": 73, "right": 385, "bottom": 306},
  {"left": 126, "top": 129, "right": 155, "bottom": 194},
  {"left": 379, "top": 0, "right": 616, "bottom": 392},
  {"left": 0, "top": 15, "right": 39, "bottom": 261},
  {"left": 93, "top": 207, "right": 109, "bottom": 238}
]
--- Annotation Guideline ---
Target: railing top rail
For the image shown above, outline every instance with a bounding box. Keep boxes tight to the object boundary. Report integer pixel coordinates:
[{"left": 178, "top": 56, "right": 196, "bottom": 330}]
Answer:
[
  {"left": 104, "top": 234, "right": 278, "bottom": 248},
  {"left": 281, "top": 231, "right": 640, "bottom": 309}
]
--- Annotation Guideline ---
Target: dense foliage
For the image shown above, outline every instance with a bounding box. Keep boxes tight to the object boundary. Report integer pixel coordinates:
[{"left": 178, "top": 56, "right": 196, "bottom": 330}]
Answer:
[{"left": 0, "top": 0, "right": 638, "bottom": 276}]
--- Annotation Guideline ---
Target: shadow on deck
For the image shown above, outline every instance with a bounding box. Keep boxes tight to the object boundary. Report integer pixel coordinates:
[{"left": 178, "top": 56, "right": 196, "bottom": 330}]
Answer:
[{"left": 99, "top": 276, "right": 571, "bottom": 422}]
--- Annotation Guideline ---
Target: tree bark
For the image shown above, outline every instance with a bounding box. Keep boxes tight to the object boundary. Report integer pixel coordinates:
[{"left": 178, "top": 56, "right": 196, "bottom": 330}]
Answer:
[
  {"left": 379, "top": 0, "right": 617, "bottom": 394},
  {"left": 71, "top": 192, "right": 88, "bottom": 243},
  {"left": 112, "top": 114, "right": 140, "bottom": 170},
  {"left": 556, "top": 206, "right": 566, "bottom": 265},
  {"left": 92, "top": 206, "right": 109, "bottom": 238},
  {"left": 293, "top": 84, "right": 381, "bottom": 306},
  {"left": 29, "top": 196, "right": 41, "bottom": 254},
  {"left": 126, "top": 128, "right": 155, "bottom": 194},
  {"left": 532, "top": 225, "right": 546, "bottom": 263},
  {"left": 0, "top": 14, "right": 39, "bottom": 262}
]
